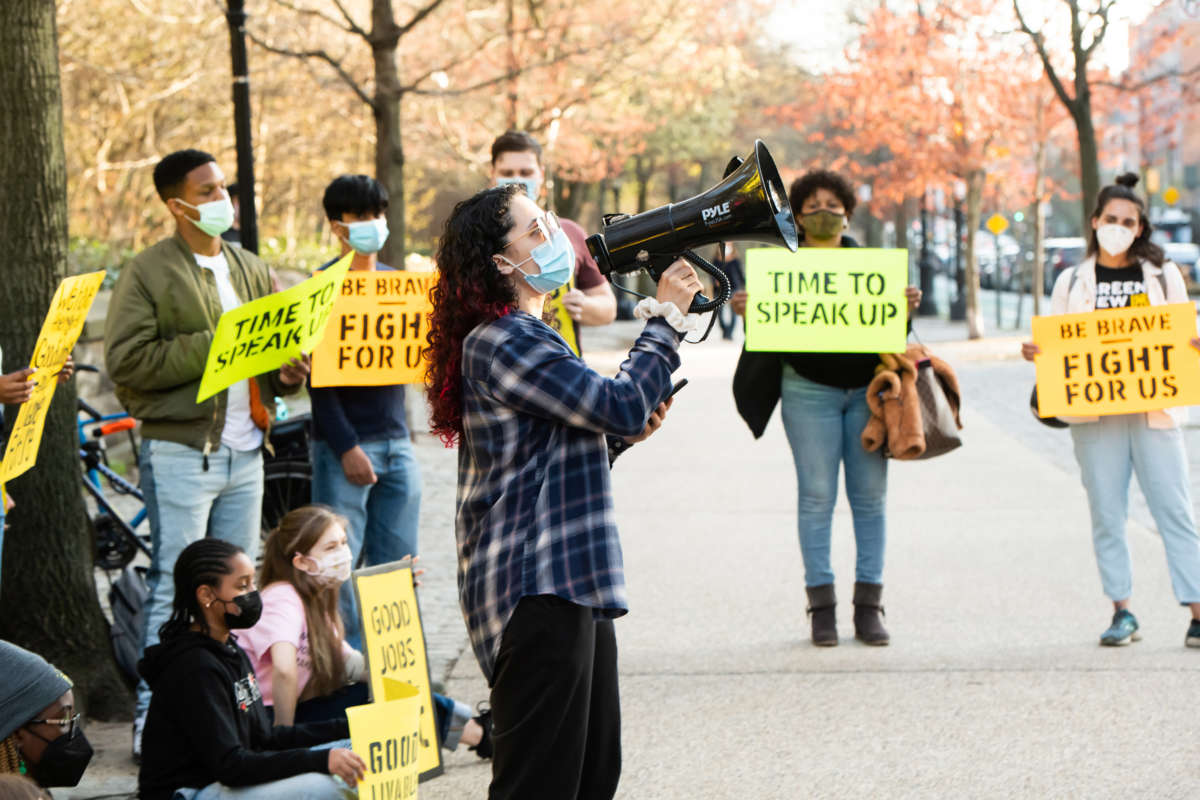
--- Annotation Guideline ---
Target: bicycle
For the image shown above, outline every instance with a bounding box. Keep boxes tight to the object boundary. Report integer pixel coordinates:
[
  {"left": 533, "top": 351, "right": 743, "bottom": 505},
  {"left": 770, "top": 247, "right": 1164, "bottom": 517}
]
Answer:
[{"left": 76, "top": 365, "right": 151, "bottom": 571}]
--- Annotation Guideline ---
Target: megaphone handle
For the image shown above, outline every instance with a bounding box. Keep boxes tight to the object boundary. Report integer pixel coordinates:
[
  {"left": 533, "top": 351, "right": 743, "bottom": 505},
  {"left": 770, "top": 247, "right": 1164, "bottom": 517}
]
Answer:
[{"left": 679, "top": 250, "right": 732, "bottom": 315}]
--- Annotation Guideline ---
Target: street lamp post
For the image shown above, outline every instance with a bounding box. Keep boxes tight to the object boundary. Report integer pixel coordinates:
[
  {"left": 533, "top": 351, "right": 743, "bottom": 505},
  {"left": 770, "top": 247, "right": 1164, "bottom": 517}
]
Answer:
[
  {"left": 226, "top": 0, "right": 258, "bottom": 253},
  {"left": 917, "top": 189, "right": 938, "bottom": 315},
  {"left": 950, "top": 181, "right": 966, "bottom": 321}
]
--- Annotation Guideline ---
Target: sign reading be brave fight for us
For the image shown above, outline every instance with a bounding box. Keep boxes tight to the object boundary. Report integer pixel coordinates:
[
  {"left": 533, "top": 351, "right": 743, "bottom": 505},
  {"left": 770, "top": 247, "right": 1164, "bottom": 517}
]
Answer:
[
  {"left": 310, "top": 270, "right": 435, "bottom": 387},
  {"left": 1032, "top": 303, "right": 1200, "bottom": 418}
]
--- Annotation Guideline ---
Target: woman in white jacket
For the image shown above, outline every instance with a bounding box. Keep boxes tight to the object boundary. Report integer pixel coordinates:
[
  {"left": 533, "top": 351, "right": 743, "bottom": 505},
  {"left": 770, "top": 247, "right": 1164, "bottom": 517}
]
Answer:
[{"left": 1023, "top": 173, "right": 1200, "bottom": 648}]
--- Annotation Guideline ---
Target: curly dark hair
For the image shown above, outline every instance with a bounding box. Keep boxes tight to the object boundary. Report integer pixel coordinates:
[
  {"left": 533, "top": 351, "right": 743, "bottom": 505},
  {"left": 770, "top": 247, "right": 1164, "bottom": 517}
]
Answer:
[
  {"left": 788, "top": 170, "right": 857, "bottom": 220},
  {"left": 1088, "top": 172, "right": 1164, "bottom": 267},
  {"left": 425, "top": 185, "right": 521, "bottom": 446}
]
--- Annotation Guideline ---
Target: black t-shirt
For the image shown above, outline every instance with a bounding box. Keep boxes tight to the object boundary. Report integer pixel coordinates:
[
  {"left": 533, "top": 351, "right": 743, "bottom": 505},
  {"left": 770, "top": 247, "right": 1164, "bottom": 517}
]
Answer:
[{"left": 1094, "top": 264, "right": 1149, "bottom": 309}]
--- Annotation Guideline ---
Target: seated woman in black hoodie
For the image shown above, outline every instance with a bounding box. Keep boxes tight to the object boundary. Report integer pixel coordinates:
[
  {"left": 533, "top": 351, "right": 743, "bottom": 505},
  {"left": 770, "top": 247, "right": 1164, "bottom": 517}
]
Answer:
[{"left": 138, "top": 539, "right": 366, "bottom": 800}]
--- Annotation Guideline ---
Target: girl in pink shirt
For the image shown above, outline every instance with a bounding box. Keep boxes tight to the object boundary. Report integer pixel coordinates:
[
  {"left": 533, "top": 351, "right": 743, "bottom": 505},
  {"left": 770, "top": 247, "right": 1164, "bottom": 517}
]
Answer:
[{"left": 239, "top": 505, "right": 489, "bottom": 753}]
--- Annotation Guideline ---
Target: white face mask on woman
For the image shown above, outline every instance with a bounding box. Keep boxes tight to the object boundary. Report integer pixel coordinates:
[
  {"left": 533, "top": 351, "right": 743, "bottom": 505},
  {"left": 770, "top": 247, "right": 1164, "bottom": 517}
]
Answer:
[
  {"left": 1096, "top": 224, "right": 1136, "bottom": 257},
  {"left": 303, "top": 545, "right": 353, "bottom": 585}
]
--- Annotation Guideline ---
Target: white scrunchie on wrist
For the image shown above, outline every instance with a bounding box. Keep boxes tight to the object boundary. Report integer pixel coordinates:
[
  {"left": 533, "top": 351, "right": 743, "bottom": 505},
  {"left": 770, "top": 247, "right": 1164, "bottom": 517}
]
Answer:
[{"left": 633, "top": 298, "right": 702, "bottom": 333}]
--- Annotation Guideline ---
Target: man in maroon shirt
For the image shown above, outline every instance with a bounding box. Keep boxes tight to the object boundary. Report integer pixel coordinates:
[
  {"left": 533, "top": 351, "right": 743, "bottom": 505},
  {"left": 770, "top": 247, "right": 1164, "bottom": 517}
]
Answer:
[{"left": 489, "top": 131, "right": 616, "bottom": 353}]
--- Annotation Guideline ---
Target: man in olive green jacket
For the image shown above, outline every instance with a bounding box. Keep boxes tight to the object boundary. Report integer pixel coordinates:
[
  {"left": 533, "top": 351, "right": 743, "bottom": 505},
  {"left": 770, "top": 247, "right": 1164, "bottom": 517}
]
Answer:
[{"left": 104, "top": 149, "right": 308, "bottom": 755}]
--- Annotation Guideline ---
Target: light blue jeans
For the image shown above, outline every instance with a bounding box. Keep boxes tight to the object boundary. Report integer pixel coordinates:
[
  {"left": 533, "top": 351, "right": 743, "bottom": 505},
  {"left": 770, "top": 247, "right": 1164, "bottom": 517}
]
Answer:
[
  {"left": 312, "top": 438, "right": 421, "bottom": 651},
  {"left": 1070, "top": 414, "right": 1200, "bottom": 604},
  {"left": 174, "top": 740, "right": 355, "bottom": 799},
  {"left": 136, "top": 439, "right": 264, "bottom": 717},
  {"left": 780, "top": 367, "right": 888, "bottom": 587}
]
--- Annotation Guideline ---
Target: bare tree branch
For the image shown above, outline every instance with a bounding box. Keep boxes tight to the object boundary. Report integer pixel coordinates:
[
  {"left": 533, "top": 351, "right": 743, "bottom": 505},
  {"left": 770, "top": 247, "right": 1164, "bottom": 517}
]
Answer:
[
  {"left": 1013, "top": 0, "right": 1076, "bottom": 112},
  {"left": 329, "top": 0, "right": 369, "bottom": 39},
  {"left": 1096, "top": 63, "right": 1200, "bottom": 92},
  {"left": 270, "top": 0, "right": 355, "bottom": 36},
  {"left": 1083, "top": 0, "right": 1116, "bottom": 58},
  {"left": 398, "top": 0, "right": 446, "bottom": 37},
  {"left": 245, "top": 29, "right": 375, "bottom": 109}
]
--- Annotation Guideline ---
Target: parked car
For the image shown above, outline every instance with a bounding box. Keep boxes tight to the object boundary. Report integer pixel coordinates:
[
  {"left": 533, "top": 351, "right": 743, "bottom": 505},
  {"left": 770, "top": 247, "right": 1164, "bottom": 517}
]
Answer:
[
  {"left": 1162, "top": 241, "right": 1200, "bottom": 282},
  {"left": 1042, "top": 237, "right": 1087, "bottom": 294},
  {"left": 974, "top": 231, "right": 1021, "bottom": 289}
]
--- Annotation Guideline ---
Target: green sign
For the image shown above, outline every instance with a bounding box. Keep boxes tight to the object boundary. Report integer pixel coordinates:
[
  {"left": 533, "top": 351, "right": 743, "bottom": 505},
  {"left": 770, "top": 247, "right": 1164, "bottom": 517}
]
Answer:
[{"left": 744, "top": 248, "right": 908, "bottom": 354}]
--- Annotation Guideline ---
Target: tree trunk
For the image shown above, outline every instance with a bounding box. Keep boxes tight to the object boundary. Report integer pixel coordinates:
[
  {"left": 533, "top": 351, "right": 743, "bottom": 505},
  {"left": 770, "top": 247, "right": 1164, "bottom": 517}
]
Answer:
[
  {"left": 1032, "top": 107, "right": 1047, "bottom": 316},
  {"left": 0, "top": 0, "right": 130, "bottom": 718},
  {"left": 373, "top": 2, "right": 406, "bottom": 268},
  {"left": 1074, "top": 91, "right": 1100, "bottom": 232},
  {"left": 965, "top": 168, "right": 986, "bottom": 339},
  {"left": 634, "top": 155, "right": 654, "bottom": 213},
  {"left": 894, "top": 202, "right": 909, "bottom": 252}
]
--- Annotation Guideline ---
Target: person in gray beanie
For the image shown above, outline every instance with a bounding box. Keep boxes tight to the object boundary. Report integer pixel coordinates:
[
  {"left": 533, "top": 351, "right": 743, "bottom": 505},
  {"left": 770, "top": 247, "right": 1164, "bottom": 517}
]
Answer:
[{"left": 0, "top": 641, "right": 93, "bottom": 788}]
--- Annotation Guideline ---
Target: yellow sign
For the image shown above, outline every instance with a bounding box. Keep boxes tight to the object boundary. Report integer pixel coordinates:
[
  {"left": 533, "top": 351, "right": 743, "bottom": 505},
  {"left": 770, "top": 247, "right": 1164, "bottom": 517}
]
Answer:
[
  {"left": 744, "top": 247, "right": 908, "bottom": 353},
  {"left": 0, "top": 271, "right": 105, "bottom": 483},
  {"left": 985, "top": 213, "right": 1009, "bottom": 236},
  {"left": 196, "top": 253, "right": 351, "bottom": 402},
  {"left": 1032, "top": 303, "right": 1200, "bottom": 417},
  {"left": 354, "top": 561, "right": 442, "bottom": 780},
  {"left": 1164, "top": 186, "right": 1180, "bottom": 206},
  {"left": 311, "top": 270, "right": 435, "bottom": 387},
  {"left": 347, "top": 678, "right": 422, "bottom": 800},
  {"left": 543, "top": 276, "right": 580, "bottom": 355}
]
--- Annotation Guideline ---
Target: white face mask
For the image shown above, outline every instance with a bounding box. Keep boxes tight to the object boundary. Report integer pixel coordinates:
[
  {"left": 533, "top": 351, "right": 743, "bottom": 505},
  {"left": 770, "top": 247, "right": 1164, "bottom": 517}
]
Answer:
[
  {"left": 303, "top": 545, "right": 353, "bottom": 586},
  {"left": 1096, "top": 224, "right": 1136, "bottom": 257}
]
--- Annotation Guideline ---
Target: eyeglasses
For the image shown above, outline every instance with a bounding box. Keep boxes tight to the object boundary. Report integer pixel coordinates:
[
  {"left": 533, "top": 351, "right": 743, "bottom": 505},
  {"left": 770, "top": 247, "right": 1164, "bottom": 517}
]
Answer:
[
  {"left": 501, "top": 212, "right": 561, "bottom": 251},
  {"left": 29, "top": 712, "right": 81, "bottom": 739}
]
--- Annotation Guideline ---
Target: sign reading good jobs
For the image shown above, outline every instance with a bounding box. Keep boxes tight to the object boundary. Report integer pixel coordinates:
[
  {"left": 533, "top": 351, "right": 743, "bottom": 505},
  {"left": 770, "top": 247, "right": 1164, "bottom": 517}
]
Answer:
[
  {"left": 310, "top": 270, "right": 436, "bottom": 387},
  {"left": 354, "top": 561, "right": 442, "bottom": 781},
  {"left": 745, "top": 248, "right": 907, "bottom": 353},
  {"left": 1032, "top": 303, "right": 1200, "bottom": 417},
  {"left": 347, "top": 678, "right": 422, "bottom": 800},
  {"left": 196, "top": 253, "right": 352, "bottom": 402},
  {"left": 1, "top": 271, "right": 105, "bottom": 483}
]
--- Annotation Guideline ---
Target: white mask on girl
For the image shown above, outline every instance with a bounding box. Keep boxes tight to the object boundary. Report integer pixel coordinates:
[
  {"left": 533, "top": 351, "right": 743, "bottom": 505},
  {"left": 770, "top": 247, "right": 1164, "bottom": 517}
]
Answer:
[
  {"left": 303, "top": 545, "right": 353, "bottom": 585},
  {"left": 1096, "top": 224, "right": 1136, "bottom": 257}
]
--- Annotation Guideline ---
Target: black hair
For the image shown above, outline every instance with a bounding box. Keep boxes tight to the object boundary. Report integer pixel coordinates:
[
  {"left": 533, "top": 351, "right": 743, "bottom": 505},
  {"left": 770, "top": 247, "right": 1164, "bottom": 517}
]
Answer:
[
  {"left": 322, "top": 174, "right": 389, "bottom": 222},
  {"left": 227, "top": 181, "right": 239, "bottom": 196},
  {"left": 490, "top": 130, "right": 542, "bottom": 166},
  {"left": 788, "top": 169, "right": 857, "bottom": 220},
  {"left": 1088, "top": 172, "right": 1164, "bottom": 267},
  {"left": 153, "top": 149, "right": 216, "bottom": 201},
  {"left": 159, "top": 538, "right": 243, "bottom": 641}
]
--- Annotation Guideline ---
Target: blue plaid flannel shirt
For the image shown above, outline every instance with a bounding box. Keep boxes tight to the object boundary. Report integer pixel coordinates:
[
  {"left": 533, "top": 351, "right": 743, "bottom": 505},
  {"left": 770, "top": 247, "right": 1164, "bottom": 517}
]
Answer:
[{"left": 456, "top": 311, "right": 681, "bottom": 682}]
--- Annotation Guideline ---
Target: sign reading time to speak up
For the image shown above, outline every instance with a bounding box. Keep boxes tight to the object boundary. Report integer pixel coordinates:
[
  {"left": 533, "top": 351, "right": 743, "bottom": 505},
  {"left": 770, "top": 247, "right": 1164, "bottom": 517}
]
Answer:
[
  {"left": 1032, "top": 303, "right": 1200, "bottom": 418},
  {"left": 745, "top": 248, "right": 908, "bottom": 353},
  {"left": 310, "top": 270, "right": 436, "bottom": 387},
  {"left": 353, "top": 560, "right": 442, "bottom": 781}
]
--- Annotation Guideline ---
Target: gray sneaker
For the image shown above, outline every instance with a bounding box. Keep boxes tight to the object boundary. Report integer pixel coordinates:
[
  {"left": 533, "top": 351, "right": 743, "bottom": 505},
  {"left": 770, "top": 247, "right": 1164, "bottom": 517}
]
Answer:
[
  {"left": 1186, "top": 619, "right": 1200, "bottom": 648},
  {"left": 1100, "top": 609, "right": 1141, "bottom": 646}
]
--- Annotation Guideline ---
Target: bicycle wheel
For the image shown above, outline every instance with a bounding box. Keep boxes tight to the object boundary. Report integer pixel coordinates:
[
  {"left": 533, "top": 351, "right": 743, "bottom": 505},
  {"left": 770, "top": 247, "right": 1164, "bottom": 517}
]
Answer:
[{"left": 261, "top": 459, "right": 312, "bottom": 536}]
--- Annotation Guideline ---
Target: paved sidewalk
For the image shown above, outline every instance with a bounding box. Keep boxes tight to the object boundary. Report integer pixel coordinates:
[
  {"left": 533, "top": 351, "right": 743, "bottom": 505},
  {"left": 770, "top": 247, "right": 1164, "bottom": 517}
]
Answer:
[{"left": 428, "top": 336, "right": 1200, "bottom": 799}]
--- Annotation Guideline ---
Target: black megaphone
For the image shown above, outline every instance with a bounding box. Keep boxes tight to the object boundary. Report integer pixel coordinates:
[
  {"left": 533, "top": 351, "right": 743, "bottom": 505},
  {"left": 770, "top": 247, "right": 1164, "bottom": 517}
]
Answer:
[{"left": 586, "top": 140, "right": 798, "bottom": 314}]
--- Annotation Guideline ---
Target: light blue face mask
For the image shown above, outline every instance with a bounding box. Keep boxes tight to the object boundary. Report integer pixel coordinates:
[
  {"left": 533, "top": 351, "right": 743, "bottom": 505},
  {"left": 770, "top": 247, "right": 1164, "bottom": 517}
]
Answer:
[
  {"left": 496, "top": 176, "right": 539, "bottom": 203},
  {"left": 178, "top": 196, "right": 235, "bottom": 238},
  {"left": 343, "top": 217, "right": 389, "bottom": 254},
  {"left": 506, "top": 228, "right": 575, "bottom": 294}
]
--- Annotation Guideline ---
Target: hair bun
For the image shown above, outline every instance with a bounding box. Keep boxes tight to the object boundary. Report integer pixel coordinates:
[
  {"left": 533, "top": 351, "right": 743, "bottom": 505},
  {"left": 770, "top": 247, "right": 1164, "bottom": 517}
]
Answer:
[{"left": 1115, "top": 172, "right": 1140, "bottom": 189}]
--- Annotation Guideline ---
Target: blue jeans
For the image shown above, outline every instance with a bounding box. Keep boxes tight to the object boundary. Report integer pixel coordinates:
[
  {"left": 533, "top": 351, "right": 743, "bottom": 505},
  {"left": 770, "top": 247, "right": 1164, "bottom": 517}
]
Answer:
[
  {"left": 175, "top": 740, "right": 355, "bottom": 799},
  {"left": 136, "top": 439, "right": 264, "bottom": 717},
  {"left": 1071, "top": 415, "right": 1200, "bottom": 604},
  {"left": 779, "top": 367, "right": 888, "bottom": 587},
  {"left": 312, "top": 438, "right": 421, "bottom": 651}
]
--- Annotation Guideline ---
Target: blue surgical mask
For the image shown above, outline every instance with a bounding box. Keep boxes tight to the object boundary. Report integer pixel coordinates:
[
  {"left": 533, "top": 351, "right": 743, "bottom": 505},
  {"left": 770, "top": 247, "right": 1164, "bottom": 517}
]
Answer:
[
  {"left": 343, "top": 218, "right": 389, "bottom": 254},
  {"left": 178, "top": 196, "right": 235, "bottom": 237},
  {"left": 505, "top": 228, "right": 575, "bottom": 294},
  {"left": 497, "top": 176, "right": 539, "bottom": 203}
]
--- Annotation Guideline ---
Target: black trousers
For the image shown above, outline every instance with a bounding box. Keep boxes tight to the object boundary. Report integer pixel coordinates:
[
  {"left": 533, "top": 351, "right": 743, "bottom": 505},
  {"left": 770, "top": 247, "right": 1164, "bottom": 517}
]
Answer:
[{"left": 488, "top": 594, "right": 621, "bottom": 800}]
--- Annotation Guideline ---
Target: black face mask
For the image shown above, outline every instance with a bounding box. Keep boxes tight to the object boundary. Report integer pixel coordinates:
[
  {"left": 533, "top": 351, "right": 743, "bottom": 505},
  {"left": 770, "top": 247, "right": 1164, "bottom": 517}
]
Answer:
[
  {"left": 26, "top": 727, "right": 94, "bottom": 787},
  {"left": 219, "top": 590, "right": 263, "bottom": 629}
]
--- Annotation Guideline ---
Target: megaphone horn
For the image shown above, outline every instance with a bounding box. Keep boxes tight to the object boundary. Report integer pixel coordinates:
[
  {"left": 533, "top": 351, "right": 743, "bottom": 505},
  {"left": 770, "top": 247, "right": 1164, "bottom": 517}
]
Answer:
[{"left": 586, "top": 140, "right": 798, "bottom": 315}]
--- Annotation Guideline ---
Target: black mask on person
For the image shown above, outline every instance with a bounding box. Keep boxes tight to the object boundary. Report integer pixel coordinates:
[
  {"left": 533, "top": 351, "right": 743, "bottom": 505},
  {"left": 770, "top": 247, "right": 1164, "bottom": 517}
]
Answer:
[
  {"left": 26, "top": 727, "right": 94, "bottom": 787},
  {"left": 218, "top": 590, "right": 263, "bottom": 629}
]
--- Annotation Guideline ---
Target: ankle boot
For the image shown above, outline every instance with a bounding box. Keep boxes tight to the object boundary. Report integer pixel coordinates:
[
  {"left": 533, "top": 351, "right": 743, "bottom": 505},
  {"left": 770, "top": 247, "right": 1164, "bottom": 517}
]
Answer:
[
  {"left": 806, "top": 584, "right": 838, "bottom": 646},
  {"left": 853, "top": 582, "right": 890, "bottom": 646}
]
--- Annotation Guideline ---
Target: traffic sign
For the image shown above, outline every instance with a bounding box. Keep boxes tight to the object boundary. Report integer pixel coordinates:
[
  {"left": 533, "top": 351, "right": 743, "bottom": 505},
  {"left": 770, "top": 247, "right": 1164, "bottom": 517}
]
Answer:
[
  {"left": 1164, "top": 186, "right": 1180, "bottom": 206},
  {"left": 985, "top": 213, "right": 1008, "bottom": 236}
]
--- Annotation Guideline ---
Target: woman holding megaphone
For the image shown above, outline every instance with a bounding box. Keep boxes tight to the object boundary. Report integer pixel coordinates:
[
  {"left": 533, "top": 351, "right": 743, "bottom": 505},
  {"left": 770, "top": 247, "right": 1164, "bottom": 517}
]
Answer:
[
  {"left": 732, "top": 170, "right": 921, "bottom": 648},
  {"left": 424, "top": 184, "right": 699, "bottom": 800}
]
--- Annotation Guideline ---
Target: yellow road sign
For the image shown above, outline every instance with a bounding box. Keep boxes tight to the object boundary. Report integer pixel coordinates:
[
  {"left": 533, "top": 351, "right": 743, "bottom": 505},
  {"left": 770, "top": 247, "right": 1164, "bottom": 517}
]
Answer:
[
  {"left": 985, "top": 213, "right": 1008, "bottom": 236},
  {"left": 1164, "top": 186, "right": 1180, "bottom": 206}
]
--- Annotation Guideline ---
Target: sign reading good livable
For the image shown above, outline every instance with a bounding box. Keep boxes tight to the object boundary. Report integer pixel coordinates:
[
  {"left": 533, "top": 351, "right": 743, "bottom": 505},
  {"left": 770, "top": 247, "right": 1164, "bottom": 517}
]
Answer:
[
  {"left": 744, "top": 248, "right": 907, "bottom": 353},
  {"left": 1031, "top": 303, "right": 1200, "bottom": 417}
]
